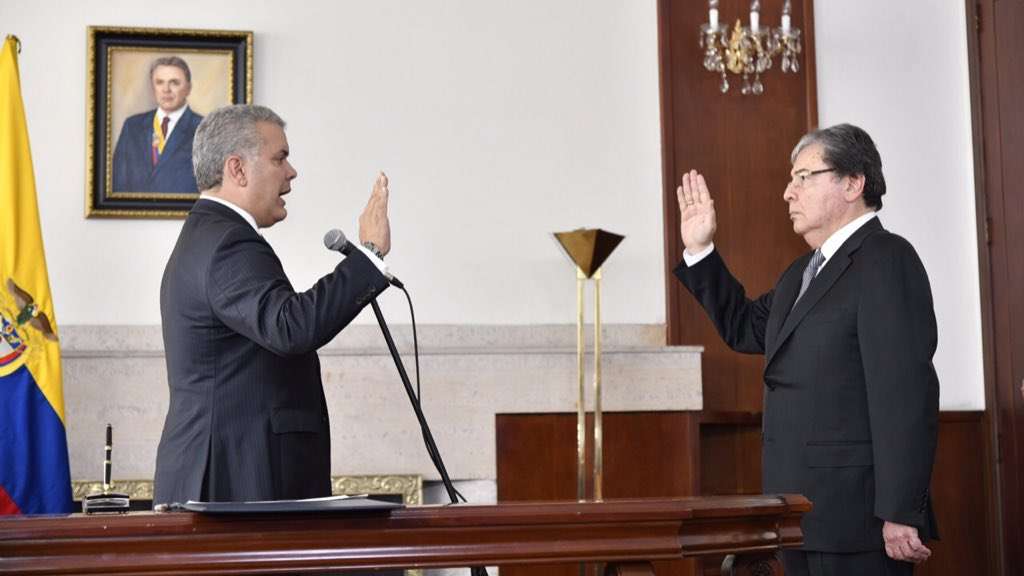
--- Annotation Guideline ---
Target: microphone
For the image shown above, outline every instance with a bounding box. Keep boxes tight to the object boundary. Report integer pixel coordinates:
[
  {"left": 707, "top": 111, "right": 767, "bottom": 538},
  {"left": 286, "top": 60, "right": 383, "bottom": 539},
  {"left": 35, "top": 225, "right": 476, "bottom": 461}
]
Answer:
[
  {"left": 323, "top": 229, "right": 403, "bottom": 289},
  {"left": 323, "top": 228, "right": 354, "bottom": 255}
]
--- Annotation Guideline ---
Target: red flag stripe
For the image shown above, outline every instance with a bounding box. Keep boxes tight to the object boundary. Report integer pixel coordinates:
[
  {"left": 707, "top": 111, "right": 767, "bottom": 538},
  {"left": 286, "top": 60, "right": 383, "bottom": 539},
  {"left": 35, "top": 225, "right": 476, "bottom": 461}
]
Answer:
[{"left": 0, "top": 485, "right": 21, "bottom": 515}]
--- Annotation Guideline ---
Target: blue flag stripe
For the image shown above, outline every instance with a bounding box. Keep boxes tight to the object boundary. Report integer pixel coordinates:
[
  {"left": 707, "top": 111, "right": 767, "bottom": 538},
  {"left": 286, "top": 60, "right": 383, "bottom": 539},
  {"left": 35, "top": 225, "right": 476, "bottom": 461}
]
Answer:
[{"left": 0, "top": 365, "right": 73, "bottom": 514}]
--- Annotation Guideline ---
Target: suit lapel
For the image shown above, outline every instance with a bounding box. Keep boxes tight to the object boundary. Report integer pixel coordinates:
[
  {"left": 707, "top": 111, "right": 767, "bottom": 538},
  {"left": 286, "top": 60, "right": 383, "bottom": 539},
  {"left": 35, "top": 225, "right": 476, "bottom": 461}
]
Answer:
[
  {"left": 765, "top": 254, "right": 806, "bottom": 356},
  {"left": 765, "top": 217, "right": 883, "bottom": 366}
]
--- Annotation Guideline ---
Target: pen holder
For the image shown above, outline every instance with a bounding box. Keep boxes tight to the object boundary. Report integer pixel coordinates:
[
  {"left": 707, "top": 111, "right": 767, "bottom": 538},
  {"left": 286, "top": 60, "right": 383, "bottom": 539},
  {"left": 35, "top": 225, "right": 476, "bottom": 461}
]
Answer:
[{"left": 83, "top": 490, "right": 131, "bottom": 514}]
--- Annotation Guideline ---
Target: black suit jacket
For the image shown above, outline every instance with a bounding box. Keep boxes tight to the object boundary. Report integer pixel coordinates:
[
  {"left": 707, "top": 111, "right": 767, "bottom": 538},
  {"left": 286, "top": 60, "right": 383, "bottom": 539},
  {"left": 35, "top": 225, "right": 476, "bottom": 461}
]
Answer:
[
  {"left": 154, "top": 199, "right": 390, "bottom": 505},
  {"left": 674, "top": 217, "right": 939, "bottom": 552},
  {"left": 112, "top": 107, "right": 202, "bottom": 193}
]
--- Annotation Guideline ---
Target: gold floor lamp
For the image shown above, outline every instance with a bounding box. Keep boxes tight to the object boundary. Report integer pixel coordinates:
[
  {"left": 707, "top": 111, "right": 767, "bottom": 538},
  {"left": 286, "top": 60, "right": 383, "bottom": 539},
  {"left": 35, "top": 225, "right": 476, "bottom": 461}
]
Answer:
[{"left": 552, "top": 228, "right": 624, "bottom": 502}]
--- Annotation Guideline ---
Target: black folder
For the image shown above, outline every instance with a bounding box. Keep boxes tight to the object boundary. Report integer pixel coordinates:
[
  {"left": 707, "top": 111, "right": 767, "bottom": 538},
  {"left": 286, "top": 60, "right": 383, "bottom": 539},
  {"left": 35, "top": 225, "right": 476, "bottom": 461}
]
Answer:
[{"left": 180, "top": 495, "right": 403, "bottom": 514}]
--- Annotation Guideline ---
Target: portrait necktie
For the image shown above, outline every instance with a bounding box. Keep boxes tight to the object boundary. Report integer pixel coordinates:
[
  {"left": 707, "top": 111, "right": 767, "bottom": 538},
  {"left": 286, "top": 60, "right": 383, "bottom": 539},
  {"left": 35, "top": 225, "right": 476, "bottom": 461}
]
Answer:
[
  {"left": 152, "top": 115, "right": 171, "bottom": 166},
  {"left": 793, "top": 249, "right": 825, "bottom": 308}
]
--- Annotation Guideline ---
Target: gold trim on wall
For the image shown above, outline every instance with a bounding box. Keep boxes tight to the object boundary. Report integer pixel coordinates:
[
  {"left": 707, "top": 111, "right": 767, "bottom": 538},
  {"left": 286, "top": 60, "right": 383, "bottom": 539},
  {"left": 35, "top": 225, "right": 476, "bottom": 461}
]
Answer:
[
  {"left": 71, "top": 474, "right": 423, "bottom": 506},
  {"left": 331, "top": 474, "right": 423, "bottom": 506}
]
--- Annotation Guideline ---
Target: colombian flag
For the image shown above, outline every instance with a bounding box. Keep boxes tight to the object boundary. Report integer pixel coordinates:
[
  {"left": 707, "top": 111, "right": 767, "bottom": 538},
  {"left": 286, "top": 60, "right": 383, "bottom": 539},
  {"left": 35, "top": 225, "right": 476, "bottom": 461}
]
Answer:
[{"left": 0, "top": 35, "right": 73, "bottom": 515}]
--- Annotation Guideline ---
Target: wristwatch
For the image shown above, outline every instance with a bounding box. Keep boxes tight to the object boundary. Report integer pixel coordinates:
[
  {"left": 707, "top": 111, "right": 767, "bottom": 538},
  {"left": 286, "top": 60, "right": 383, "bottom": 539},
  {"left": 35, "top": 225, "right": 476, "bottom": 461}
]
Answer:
[{"left": 362, "top": 241, "right": 384, "bottom": 260}]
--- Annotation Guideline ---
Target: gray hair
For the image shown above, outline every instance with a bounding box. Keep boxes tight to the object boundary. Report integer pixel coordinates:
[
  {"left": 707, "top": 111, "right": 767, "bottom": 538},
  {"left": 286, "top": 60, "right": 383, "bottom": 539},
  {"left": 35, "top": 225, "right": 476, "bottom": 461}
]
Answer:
[
  {"left": 149, "top": 56, "right": 192, "bottom": 83},
  {"left": 791, "top": 123, "right": 886, "bottom": 210},
  {"left": 192, "top": 104, "right": 286, "bottom": 191}
]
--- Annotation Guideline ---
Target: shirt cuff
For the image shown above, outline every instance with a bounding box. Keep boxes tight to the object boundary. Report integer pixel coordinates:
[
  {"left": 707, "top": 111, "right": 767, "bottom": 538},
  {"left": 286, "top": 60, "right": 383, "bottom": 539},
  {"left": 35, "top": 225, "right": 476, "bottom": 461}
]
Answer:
[
  {"left": 682, "top": 243, "right": 715, "bottom": 267},
  {"left": 354, "top": 243, "right": 390, "bottom": 277}
]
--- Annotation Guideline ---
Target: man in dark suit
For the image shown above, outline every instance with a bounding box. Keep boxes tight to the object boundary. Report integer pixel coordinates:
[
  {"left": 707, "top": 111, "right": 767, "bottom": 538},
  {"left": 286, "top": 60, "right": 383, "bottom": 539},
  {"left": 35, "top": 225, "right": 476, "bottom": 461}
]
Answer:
[
  {"left": 112, "top": 56, "right": 202, "bottom": 193},
  {"left": 154, "top": 104, "right": 393, "bottom": 505},
  {"left": 673, "top": 124, "right": 939, "bottom": 575}
]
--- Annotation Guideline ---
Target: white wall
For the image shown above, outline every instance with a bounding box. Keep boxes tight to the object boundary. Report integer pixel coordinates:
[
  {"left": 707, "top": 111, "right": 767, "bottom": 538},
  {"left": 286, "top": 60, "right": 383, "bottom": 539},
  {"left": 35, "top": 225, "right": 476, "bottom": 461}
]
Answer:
[
  {"left": 814, "top": 1, "right": 984, "bottom": 410},
  {"left": 3, "top": 1, "right": 986, "bottom": 410},
  {"left": 2, "top": 0, "right": 665, "bottom": 326}
]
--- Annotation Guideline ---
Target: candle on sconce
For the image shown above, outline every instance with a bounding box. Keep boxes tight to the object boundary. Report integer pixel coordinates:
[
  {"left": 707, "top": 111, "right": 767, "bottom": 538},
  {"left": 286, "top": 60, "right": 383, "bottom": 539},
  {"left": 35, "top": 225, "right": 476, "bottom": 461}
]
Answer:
[
  {"left": 749, "top": 0, "right": 761, "bottom": 32},
  {"left": 781, "top": 0, "right": 792, "bottom": 32},
  {"left": 709, "top": 0, "right": 719, "bottom": 28}
]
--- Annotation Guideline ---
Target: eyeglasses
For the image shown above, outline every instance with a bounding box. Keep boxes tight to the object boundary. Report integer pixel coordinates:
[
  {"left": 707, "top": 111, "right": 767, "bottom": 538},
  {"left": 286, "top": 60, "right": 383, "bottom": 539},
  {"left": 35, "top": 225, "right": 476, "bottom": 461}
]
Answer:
[{"left": 789, "top": 168, "right": 836, "bottom": 189}]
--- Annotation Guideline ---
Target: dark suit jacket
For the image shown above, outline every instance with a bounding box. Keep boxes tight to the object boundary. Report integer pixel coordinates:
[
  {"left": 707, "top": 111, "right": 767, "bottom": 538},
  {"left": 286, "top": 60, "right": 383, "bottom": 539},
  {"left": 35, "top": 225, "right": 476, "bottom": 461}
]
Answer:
[
  {"left": 154, "top": 199, "right": 390, "bottom": 505},
  {"left": 674, "top": 217, "right": 939, "bottom": 552},
  {"left": 112, "top": 107, "right": 202, "bottom": 193}
]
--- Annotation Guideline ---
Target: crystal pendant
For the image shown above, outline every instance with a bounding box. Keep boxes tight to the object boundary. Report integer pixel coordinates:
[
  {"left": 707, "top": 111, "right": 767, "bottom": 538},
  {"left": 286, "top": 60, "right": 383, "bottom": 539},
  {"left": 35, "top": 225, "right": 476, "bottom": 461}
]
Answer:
[{"left": 719, "top": 73, "right": 729, "bottom": 93}]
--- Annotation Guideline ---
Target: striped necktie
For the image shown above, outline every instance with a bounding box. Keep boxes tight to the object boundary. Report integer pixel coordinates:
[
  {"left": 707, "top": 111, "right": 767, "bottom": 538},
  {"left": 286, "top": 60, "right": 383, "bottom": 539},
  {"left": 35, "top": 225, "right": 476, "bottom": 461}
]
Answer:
[
  {"left": 152, "top": 115, "right": 171, "bottom": 165},
  {"left": 793, "top": 249, "right": 825, "bottom": 308}
]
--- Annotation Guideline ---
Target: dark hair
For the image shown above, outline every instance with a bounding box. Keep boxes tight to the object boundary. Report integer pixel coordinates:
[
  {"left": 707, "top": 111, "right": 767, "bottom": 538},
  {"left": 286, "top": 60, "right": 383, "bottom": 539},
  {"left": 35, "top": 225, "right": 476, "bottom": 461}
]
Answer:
[
  {"left": 149, "top": 56, "right": 192, "bottom": 83},
  {"left": 791, "top": 123, "right": 886, "bottom": 210}
]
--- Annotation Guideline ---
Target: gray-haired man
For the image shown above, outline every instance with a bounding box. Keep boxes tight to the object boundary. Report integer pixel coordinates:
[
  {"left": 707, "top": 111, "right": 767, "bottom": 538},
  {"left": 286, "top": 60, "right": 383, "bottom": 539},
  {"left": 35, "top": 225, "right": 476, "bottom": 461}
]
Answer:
[
  {"left": 154, "top": 104, "right": 392, "bottom": 505},
  {"left": 674, "top": 124, "right": 940, "bottom": 575}
]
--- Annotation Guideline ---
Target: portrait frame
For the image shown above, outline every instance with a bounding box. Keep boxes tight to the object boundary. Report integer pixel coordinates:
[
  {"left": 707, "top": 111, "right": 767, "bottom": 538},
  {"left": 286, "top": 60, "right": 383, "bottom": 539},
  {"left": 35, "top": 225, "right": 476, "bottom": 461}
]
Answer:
[{"left": 85, "top": 26, "right": 253, "bottom": 219}]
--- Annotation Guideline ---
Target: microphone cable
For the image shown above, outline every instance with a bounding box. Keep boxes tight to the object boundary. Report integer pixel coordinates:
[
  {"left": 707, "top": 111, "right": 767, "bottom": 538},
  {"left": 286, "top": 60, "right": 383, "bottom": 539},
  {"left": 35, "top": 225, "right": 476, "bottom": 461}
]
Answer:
[{"left": 396, "top": 282, "right": 469, "bottom": 504}]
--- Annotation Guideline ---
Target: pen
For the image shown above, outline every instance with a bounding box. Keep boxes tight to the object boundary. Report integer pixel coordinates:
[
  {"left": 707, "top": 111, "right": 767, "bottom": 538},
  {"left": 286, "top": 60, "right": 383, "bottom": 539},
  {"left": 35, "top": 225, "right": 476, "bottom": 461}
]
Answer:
[{"left": 103, "top": 423, "right": 112, "bottom": 493}]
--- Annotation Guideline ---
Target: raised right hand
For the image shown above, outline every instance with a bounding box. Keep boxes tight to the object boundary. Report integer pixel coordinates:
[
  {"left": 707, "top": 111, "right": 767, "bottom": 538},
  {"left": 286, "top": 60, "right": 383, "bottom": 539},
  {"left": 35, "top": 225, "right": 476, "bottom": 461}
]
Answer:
[
  {"left": 676, "top": 169, "right": 717, "bottom": 254},
  {"left": 358, "top": 171, "right": 391, "bottom": 257}
]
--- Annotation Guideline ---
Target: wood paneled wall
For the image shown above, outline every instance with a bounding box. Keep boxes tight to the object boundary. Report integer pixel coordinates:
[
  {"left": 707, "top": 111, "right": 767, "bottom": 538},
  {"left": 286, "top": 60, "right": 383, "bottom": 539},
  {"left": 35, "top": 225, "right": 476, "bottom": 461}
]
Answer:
[
  {"left": 969, "top": 0, "right": 1024, "bottom": 572},
  {"left": 658, "top": 0, "right": 816, "bottom": 413},
  {"left": 497, "top": 412, "right": 701, "bottom": 576},
  {"left": 497, "top": 412, "right": 991, "bottom": 576}
]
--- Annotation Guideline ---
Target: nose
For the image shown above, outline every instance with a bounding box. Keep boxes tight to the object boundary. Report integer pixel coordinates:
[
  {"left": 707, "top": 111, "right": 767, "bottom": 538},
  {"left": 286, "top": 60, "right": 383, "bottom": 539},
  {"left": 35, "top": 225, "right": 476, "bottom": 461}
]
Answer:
[
  {"left": 286, "top": 161, "right": 297, "bottom": 181},
  {"left": 783, "top": 181, "right": 796, "bottom": 202}
]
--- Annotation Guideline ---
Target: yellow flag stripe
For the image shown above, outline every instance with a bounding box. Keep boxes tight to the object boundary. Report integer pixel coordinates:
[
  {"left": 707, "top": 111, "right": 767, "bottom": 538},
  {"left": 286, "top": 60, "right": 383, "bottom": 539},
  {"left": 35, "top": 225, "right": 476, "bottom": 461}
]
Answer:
[{"left": 0, "top": 36, "right": 65, "bottom": 423}]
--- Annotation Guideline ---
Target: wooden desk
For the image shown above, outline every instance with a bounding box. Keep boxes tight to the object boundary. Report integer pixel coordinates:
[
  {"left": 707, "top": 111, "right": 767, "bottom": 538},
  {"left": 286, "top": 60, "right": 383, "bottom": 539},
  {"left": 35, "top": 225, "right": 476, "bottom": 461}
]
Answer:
[{"left": 0, "top": 495, "right": 809, "bottom": 576}]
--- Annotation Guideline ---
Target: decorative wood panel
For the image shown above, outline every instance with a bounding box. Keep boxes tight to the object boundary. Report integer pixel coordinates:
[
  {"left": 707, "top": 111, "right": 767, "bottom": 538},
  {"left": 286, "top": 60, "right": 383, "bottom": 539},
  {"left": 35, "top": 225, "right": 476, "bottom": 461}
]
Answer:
[
  {"left": 0, "top": 496, "right": 811, "bottom": 575},
  {"left": 918, "top": 412, "right": 995, "bottom": 575},
  {"left": 497, "top": 412, "right": 701, "bottom": 576},
  {"left": 968, "top": 0, "right": 1024, "bottom": 572},
  {"left": 497, "top": 411, "right": 991, "bottom": 576}
]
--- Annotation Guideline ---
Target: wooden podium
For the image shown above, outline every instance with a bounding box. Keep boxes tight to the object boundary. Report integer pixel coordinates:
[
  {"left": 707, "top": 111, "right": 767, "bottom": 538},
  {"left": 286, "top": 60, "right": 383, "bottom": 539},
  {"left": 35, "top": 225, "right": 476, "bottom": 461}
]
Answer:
[{"left": 0, "top": 496, "right": 808, "bottom": 576}]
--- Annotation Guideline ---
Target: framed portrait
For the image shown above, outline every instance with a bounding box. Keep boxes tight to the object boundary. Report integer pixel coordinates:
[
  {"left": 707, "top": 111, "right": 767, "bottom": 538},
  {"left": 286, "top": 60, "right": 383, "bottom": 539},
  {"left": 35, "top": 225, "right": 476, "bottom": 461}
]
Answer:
[{"left": 85, "top": 26, "right": 252, "bottom": 218}]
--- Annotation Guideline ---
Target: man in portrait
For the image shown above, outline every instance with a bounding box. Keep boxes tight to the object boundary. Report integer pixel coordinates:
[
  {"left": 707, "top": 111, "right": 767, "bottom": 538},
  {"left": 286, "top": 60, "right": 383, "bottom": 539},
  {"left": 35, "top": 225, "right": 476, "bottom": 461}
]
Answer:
[{"left": 112, "top": 56, "right": 202, "bottom": 193}]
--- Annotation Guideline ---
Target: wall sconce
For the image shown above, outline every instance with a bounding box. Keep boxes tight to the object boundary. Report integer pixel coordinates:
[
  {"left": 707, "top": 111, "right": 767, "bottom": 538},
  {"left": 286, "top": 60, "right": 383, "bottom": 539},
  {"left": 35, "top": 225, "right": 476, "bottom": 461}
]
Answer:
[{"left": 699, "top": 0, "right": 802, "bottom": 94}]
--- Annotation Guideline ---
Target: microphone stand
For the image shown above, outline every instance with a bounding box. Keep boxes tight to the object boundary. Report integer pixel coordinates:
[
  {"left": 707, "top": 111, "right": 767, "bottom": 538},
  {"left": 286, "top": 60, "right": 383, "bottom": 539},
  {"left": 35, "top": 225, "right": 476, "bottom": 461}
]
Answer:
[{"left": 369, "top": 300, "right": 487, "bottom": 576}]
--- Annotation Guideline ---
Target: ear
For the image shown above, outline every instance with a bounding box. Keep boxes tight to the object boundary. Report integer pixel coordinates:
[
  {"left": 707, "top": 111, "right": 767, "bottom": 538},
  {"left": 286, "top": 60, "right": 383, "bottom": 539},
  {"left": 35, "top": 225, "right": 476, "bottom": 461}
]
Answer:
[
  {"left": 843, "top": 173, "right": 866, "bottom": 203},
  {"left": 225, "top": 155, "right": 248, "bottom": 187}
]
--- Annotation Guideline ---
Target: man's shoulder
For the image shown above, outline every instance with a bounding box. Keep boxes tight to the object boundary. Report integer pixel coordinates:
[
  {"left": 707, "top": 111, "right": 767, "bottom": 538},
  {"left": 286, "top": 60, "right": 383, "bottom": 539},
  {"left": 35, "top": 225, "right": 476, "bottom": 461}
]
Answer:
[
  {"left": 123, "top": 108, "right": 157, "bottom": 127},
  {"left": 181, "top": 107, "right": 204, "bottom": 129},
  {"left": 188, "top": 201, "right": 262, "bottom": 242},
  {"left": 860, "top": 227, "right": 918, "bottom": 257},
  {"left": 856, "top": 226, "right": 929, "bottom": 279}
]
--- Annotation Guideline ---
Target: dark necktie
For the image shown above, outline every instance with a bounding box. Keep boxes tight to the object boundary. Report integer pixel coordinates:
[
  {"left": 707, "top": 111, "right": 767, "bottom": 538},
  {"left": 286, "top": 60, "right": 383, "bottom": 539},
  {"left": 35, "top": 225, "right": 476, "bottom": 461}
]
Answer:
[
  {"left": 160, "top": 116, "right": 170, "bottom": 139},
  {"left": 793, "top": 249, "right": 825, "bottom": 308}
]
